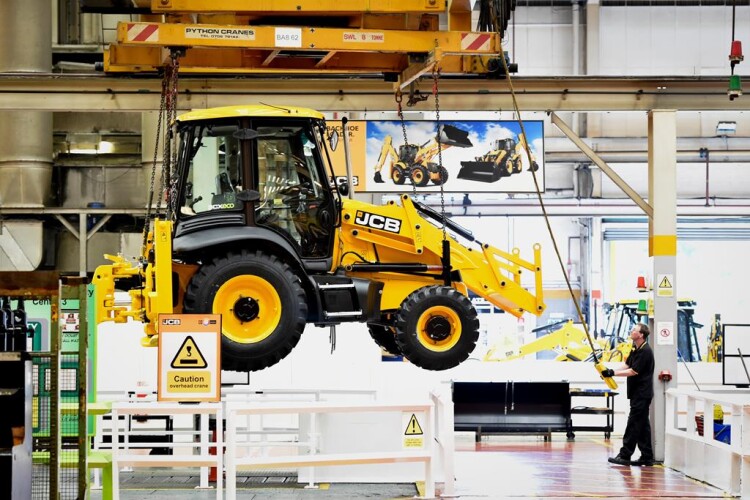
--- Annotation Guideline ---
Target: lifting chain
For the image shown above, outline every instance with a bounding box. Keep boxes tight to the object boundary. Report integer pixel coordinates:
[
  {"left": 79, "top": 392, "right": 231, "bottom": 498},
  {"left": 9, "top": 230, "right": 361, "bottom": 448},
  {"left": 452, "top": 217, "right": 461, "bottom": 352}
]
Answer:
[
  {"left": 431, "top": 65, "right": 447, "bottom": 243},
  {"left": 394, "top": 91, "right": 418, "bottom": 195},
  {"left": 141, "top": 51, "right": 181, "bottom": 253},
  {"left": 162, "top": 52, "right": 181, "bottom": 224}
]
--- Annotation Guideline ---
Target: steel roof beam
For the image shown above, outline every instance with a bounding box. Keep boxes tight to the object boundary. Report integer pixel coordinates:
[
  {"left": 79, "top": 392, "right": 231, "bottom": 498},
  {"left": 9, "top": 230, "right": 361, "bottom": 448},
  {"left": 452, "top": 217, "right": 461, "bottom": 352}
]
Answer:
[{"left": 0, "top": 74, "right": 746, "bottom": 112}]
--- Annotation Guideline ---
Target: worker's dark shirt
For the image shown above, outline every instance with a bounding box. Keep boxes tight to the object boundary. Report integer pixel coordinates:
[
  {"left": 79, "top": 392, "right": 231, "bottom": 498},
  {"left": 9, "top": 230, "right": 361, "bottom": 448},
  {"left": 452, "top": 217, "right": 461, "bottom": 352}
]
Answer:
[{"left": 626, "top": 340, "right": 655, "bottom": 400}]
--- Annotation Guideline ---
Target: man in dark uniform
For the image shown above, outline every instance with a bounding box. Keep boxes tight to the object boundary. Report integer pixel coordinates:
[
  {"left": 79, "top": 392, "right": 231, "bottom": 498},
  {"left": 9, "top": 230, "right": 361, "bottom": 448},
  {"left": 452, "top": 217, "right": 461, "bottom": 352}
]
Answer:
[{"left": 601, "top": 322, "right": 656, "bottom": 466}]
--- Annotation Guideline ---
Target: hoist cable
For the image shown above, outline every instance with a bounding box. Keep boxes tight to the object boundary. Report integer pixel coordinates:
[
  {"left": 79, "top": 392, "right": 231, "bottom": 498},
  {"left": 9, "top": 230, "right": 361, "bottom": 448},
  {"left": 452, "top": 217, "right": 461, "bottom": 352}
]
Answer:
[{"left": 495, "top": 33, "right": 615, "bottom": 387}]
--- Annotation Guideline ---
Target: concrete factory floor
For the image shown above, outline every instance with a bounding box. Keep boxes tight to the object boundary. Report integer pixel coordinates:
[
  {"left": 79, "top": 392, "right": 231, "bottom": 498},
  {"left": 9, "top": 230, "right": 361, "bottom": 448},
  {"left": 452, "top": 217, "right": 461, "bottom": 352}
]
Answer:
[{"left": 86, "top": 433, "right": 728, "bottom": 499}]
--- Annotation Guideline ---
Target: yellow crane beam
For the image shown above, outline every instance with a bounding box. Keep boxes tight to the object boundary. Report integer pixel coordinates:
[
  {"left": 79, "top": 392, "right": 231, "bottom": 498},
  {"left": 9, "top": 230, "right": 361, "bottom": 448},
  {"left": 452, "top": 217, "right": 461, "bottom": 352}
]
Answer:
[
  {"left": 106, "top": 21, "right": 501, "bottom": 80},
  {"left": 151, "top": 0, "right": 447, "bottom": 14}
]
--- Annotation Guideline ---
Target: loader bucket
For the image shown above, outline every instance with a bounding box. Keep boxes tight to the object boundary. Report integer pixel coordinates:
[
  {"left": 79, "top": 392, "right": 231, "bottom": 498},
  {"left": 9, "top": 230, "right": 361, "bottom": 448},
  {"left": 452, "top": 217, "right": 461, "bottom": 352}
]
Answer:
[
  {"left": 438, "top": 124, "right": 473, "bottom": 148},
  {"left": 457, "top": 160, "right": 511, "bottom": 183}
]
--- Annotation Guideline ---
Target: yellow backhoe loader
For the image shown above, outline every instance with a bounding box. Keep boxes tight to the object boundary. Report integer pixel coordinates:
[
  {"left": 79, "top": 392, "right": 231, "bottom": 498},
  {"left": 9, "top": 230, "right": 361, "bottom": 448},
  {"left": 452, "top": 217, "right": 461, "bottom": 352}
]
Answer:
[
  {"left": 458, "top": 132, "right": 539, "bottom": 183},
  {"left": 93, "top": 105, "right": 545, "bottom": 372},
  {"left": 485, "top": 299, "right": 703, "bottom": 363},
  {"left": 372, "top": 124, "right": 473, "bottom": 186},
  {"left": 484, "top": 320, "right": 632, "bottom": 363}
]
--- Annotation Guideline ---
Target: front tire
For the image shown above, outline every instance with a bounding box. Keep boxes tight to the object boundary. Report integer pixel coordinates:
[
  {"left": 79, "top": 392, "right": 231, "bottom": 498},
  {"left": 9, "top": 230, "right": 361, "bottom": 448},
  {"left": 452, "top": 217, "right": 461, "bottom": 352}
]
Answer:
[
  {"left": 183, "top": 250, "right": 307, "bottom": 372},
  {"left": 432, "top": 166, "right": 449, "bottom": 185},
  {"left": 394, "top": 286, "right": 479, "bottom": 370}
]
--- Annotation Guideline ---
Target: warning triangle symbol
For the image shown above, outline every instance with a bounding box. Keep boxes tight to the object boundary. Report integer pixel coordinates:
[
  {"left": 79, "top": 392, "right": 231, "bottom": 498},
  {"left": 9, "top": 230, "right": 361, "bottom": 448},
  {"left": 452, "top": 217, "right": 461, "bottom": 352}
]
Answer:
[
  {"left": 659, "top": 276, "right": 673, "bottom": 289},
  {"left": 171, "top": 336, "right": 208, "bottom": 369},
  {"left": 404, "top": 414, "right": 424, "bottom": 436}
]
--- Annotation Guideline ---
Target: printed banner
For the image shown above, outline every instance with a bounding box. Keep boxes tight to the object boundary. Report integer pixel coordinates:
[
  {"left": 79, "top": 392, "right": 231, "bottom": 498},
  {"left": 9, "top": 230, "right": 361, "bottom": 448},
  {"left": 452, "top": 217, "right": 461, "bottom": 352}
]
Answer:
[{"left": 327, "top": 120, "right": 545, "bottom": 193}]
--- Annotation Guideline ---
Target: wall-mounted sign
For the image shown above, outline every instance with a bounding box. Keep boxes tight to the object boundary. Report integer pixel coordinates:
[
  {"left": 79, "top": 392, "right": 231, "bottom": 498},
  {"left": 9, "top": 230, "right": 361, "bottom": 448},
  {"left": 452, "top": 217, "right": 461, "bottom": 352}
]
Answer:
[
  {"left": 657, "top": 274, "right": 674, "bottom": 297},
  {"left": 158, "top": 314, "right": 221, "bottom": 402},
  {"left": 326, "top": 120, "right": 545, "bottom": 194},
  {"left": 402, "top": 412, "right": 425, "bottom": 449}
]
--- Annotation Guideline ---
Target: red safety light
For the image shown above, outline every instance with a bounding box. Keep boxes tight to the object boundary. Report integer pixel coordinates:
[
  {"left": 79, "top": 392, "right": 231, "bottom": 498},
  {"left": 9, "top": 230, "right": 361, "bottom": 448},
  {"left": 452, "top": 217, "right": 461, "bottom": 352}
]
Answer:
[
  {"left": 730, "top": 40, "right": 744, "bottom": 64},
  {"left": 636, "top": 276, "right": 647, "bottom": 292}
]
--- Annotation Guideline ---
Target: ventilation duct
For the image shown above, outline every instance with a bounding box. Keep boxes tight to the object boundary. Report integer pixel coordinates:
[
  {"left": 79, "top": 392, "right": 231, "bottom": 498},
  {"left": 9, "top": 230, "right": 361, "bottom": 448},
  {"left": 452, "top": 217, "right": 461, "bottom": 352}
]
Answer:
[
  {"left": 0, "top": 1, "right": 52, "bottom": 207},
  {"left": 0, "top": 0, "right": 52, "bottom": 270}
]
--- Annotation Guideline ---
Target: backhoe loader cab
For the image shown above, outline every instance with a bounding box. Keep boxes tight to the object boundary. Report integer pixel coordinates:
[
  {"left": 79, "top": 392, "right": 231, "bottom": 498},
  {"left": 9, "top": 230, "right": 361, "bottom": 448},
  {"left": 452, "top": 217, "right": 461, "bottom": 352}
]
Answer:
[
  {"left": 94, "top": 105, "right": 546, "bottom": 373},
  {"left": 373, "top": 124, "right": 473, "bottom": 187}
]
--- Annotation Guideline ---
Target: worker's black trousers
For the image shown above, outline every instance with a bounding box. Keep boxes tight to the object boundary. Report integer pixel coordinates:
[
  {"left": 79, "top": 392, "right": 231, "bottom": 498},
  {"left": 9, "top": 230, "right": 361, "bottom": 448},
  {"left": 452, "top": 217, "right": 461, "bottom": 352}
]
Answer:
[{"left": 619, "top": 396, "right": 654, "bottom": 460}]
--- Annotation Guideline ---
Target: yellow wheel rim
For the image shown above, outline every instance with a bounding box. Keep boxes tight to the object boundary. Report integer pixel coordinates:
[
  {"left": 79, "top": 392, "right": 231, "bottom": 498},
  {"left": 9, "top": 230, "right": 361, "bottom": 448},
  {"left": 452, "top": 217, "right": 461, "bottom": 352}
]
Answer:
[
  {"left": 393, "top": 170, "right": 402, "bottom": 183},
  {"left": 412, "top": 169, "right": 424, "bottom": 184},
  {"left": 213, "top": 275, "right": 282, "bottom": 344},
  {"left": 416, "top": 305, "right": 462, "bottom": 352}
]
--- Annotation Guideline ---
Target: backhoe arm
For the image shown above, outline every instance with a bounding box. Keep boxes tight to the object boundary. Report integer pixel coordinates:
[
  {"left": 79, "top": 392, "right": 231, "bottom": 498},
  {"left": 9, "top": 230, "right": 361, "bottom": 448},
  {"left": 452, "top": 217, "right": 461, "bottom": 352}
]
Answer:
[{"left": 373, "top": 135, "right": 398, "bottom": 172}]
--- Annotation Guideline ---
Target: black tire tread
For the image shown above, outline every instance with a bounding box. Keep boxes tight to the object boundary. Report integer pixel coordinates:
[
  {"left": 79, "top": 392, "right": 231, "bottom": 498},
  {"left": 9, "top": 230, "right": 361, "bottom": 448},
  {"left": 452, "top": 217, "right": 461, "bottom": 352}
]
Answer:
[
  {"left": 394, "top": 286, "right": 479, "bottom": 370},
  {"left": 183, "top": 249, "right": 306, "bottom": 372}
]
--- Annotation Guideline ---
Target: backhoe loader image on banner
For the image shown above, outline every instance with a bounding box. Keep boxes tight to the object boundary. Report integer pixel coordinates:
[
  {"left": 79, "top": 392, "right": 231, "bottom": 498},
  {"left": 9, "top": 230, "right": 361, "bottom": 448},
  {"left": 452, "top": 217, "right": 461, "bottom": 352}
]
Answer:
[
  {"left": 92, "top": 105, "right": 545, "bottom": 372},
  {"left": 458, "top": 132, "right": 539, "bottom": 183},
  {"left": 372, "top": 124, "right": 473, "bottom": 186}
]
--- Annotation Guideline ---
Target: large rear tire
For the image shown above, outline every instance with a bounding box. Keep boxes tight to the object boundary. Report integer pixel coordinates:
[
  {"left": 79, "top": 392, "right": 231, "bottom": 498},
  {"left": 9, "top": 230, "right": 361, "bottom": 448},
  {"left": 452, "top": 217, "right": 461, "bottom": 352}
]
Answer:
[
  {"left": 394, "top": 286, "right": 479, "bottom": 370},
  {"left": 183, "top": 250, "right": 307, "bottom": 372},
  {"left": 368, "top": 323, "right": 402, "bottom": 356},
  {"left": 410, "top": 165, "right": 430, "bottom": 187}
]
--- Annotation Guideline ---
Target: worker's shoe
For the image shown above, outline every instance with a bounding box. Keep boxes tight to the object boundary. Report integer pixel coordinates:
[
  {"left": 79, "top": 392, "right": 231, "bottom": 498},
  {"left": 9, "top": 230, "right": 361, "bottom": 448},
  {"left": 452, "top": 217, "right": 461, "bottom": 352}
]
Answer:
[
  {"left": 607, "top": 455, "right": 632, "bottom": 466},
  {"left": 633, "top": 457, "right": 655, "bottom": 466},
  {"left": 373, "top": 172, "right": 384, "bottom": 183}
]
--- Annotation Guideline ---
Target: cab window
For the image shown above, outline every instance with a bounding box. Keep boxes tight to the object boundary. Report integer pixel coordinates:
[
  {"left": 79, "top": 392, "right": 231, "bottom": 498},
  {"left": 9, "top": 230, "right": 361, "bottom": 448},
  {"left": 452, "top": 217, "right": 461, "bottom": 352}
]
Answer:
[
  {"left": 179, "top": 123, "right": 243, "bottom": 217},
  {"left": 254, "top": 125, "right": 331, "bottom": 257}
]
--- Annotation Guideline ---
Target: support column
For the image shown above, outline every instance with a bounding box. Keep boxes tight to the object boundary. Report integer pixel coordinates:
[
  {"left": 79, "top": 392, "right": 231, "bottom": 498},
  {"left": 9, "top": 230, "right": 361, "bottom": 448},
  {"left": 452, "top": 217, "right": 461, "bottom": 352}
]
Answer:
[
  {"left": 585, "top": 0, "right": 601, "bottom": 137},
  {"left": 647, "top": 110, "right": 678, "bottom": 463}
]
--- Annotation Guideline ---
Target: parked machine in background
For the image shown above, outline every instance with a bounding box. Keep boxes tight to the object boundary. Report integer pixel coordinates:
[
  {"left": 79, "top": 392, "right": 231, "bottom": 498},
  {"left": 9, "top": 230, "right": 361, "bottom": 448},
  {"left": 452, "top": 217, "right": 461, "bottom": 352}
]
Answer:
[
  {"left": 372, "top": 124, "right": 473, "bottom": 186},
  {"left": 706, "top": 313, "right": 723, "bottom": 362},
  {"left": 485, "top": 299, "right": 704, "bottom": 363}
]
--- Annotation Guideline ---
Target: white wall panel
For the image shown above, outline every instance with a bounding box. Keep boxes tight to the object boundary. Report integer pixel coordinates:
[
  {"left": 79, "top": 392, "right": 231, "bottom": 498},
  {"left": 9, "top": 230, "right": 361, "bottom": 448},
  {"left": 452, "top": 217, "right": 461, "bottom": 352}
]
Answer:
[
  {"left": 508, "top": 7, "right": 575, "bottom": 76},
  {"left": 598, "top": 162, "right": 750, "bottom": 199},
  {"left": 598, "top": 6, "right": 750, "bottom": 76}
]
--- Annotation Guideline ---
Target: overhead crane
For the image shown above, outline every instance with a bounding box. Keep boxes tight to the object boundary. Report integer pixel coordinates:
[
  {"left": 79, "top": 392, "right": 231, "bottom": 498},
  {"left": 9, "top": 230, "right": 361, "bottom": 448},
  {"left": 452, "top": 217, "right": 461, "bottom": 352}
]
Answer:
[{"left": 102, "top": 0, "right": 513, "bottom": 87}]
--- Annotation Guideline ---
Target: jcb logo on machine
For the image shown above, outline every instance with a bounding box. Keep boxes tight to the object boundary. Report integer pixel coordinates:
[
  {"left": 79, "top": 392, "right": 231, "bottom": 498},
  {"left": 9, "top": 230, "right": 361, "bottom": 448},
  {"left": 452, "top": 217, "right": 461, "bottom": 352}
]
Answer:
[
  {"left": 162, "top": 318, "right": 182, "bottom": 325},
  {"left": 354, "top": 211, "right": 401, "bottom": 233}
]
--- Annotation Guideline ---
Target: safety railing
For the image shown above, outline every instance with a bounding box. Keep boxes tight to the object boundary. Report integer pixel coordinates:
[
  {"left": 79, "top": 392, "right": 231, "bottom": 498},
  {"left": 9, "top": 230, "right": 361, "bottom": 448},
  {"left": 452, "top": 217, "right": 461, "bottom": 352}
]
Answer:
[
  {"left": 225, "top": 392, "right": 453, "bottom": 499},
  {"left": 108, "top": 402, "right": 223, "bottom": 499},
  {"left": 665, "top": 388, "right": 749, "bottom": 496}
]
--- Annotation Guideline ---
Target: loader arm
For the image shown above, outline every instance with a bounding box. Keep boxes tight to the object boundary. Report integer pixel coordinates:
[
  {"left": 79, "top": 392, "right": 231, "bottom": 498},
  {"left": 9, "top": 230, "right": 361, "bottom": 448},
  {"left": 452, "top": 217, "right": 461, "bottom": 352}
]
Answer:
[
  {"left": 338, "top": 195, "right": 545, "bottom": 317},
  {"left": 484, "top": 320, "right": 600, "bottom": 362},
  {"left": 415, "top": 124, "right": 473, "bottom": 165}
]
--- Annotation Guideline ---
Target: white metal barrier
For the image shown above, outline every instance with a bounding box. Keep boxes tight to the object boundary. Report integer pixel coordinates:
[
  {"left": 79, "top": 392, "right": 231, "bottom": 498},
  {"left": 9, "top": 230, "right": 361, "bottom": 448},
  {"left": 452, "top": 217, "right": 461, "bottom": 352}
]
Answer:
[
  {"left": 108, "top": 402, "right": 223, "bottom": 499},
  {"left": 225, "top": 393, "right": 454, "bottom": 499},
  {"left": 665, "top": 388, "right": 750, "bottom": 496}
]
